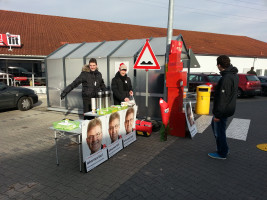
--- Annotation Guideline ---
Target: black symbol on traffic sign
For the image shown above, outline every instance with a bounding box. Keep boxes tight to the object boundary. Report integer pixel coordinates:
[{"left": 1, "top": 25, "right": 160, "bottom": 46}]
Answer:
[{"left": 140, "top": 61, "right": 153, "bottom": 65}]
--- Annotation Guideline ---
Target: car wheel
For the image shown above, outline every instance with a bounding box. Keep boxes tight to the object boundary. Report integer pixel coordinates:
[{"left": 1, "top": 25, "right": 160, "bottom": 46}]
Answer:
[
  {"left": 237, "top": 88, "right": 243, "bottom": 98},
  {"left": 263, "top": 88, "right": 267, "bottom": 96},
  {"left": 17, "top": 97, "right": 33, "bottom": 111}
]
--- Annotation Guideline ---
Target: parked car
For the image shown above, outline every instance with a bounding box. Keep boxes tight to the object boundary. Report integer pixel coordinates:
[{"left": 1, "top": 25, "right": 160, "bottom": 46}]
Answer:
[
  {"left": 237, "top": 74, "right": 261, "bottom": 97},
  {"left": 0, "top": 82, "right": 38, "bottom": 111},
  {"left": 188, "top": 72, "right": 221, "bottom": 95},
  {"left": 257, "top": 76, "right": 267, "bottom": 96}
]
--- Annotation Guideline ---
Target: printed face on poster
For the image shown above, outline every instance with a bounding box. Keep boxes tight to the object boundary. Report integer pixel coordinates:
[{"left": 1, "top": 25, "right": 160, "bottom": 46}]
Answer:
[
  {"left": 185, "top": 102, "right": 198, "bottom": 138},
  {"left": 105, "top": 111, "right": 124, "bottom": 158},
  {"left": 122, "top": 107, "right": 137, "bottom": 147},
  {"left": 82, "top": 106, "right": 137, "bottom": 172},
  {"left": 82, "top": 116, "right": 109, "bottom": 172}
]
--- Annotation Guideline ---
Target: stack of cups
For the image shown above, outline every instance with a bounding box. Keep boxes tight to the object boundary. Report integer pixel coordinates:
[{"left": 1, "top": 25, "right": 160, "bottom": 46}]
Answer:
[{"left": 91, "top": 98, "right": 96, "bottom": 113}]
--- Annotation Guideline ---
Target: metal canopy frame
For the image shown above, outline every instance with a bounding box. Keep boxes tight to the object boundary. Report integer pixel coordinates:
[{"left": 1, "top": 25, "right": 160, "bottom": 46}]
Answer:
[{"left": 46, "top": 35, "right": 200, "bottom": 119}]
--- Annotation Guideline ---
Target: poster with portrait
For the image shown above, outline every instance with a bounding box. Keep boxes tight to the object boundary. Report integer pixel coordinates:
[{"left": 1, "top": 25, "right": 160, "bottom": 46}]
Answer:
[
  {"left": 185, "top": 102, "right": 198, "bottom": 138},
  {"left": 82, "top": 105, "right": 138, "bottom": 172},
  {"left": 82, "top": 116, "right": 109, "bottom": 172},
  {"left": 106, "top": 112, "right": 124, "bottom": 158},
  {"left": 122, "top": 106, "right": 137, "bottom": 147}
]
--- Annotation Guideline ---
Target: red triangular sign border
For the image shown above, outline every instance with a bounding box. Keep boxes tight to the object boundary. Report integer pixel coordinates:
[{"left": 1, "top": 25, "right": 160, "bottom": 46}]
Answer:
[{"left": 133, "top": 40, "right": 161, "bottom": 70}]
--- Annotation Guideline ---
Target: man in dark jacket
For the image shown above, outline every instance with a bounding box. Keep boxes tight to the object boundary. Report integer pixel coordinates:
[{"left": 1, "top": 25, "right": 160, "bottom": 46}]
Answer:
[
  {"left": 111, "top": 63, "right": 133, "bottom": 105},
  {"left": 60, "top": 58, "right": 106, "bottom": 114},
  {"left": 208, "top": 55, "right": 239, "bottom": 160},
  {"left": 247, "top": 67, "right": 257, "bottom": 75}
]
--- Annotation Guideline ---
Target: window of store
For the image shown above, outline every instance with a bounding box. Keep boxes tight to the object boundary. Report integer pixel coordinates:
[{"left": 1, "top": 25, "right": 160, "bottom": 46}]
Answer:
[
  {"left": 256, "top": 69, "right": 262, "bottom": 76},
  {"left": 0, "top": 59, "right": 45, "bottom": 86}
]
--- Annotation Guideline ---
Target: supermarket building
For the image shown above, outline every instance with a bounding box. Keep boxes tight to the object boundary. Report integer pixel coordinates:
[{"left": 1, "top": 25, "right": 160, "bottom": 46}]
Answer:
[{"left": 1, "top": 9, "right": 267, "bottom": 94}]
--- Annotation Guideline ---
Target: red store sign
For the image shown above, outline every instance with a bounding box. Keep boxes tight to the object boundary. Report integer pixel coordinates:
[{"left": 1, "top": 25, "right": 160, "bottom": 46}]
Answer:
[{"left": 0, "top": 33, "right": 21, "bottom": 47}]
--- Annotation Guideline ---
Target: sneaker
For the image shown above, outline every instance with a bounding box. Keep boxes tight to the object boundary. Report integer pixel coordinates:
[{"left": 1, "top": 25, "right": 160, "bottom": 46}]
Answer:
[
  {"left": 216, "top": 149, "right": 230, "bottom": 156},
  {"left": 208, "top": 152, "right": 226, "bottom": 160},
  {"left": 216, "top": 148, "right": 230, "bottom": 155}
]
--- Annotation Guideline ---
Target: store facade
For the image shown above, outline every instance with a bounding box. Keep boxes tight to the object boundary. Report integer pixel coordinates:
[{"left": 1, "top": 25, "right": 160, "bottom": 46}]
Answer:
[
  {"left": 1, "top": 10, "right": 267, "bottom": 97},
  {"left": 0, "top": 57, "right": 45, "bottom": 85},
  {"left": 0, "top": 32, "right": 46, "bottom": 93}
]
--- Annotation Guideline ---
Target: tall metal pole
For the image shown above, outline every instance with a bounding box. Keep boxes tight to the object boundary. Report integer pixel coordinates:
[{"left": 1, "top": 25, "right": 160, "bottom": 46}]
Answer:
[
  {"left": 166, "top": 0, "right": 174, "bottom": 54},
  {"left": 164, "top": 0, "right": 174, "bottom": 101}
]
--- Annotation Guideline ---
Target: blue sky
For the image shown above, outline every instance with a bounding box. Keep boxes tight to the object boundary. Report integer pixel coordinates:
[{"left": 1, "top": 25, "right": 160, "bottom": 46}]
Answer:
[{"left": 1, "top": 0, "right": 267, "bottom": 42}]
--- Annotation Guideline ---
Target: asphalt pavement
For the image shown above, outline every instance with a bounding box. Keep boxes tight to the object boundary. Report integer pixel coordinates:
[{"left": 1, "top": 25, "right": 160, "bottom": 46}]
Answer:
[{"left": 0, "top": 95, "right": 266, "bottom": 200}]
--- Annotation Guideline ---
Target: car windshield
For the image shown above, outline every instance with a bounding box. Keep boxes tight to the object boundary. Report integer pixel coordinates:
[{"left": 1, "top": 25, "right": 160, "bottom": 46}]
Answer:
[
  {"left": 246, "top": 75, "right": 259, "bottom": 81},
  {"left": 207, "top": 75, "right": 221, "bottom": 82}
]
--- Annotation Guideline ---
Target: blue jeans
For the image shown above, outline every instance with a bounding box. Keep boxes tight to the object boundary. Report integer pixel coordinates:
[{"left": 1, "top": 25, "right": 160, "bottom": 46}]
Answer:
[{"left": 211, "top": 116, "right": 228, "bottom": 157}]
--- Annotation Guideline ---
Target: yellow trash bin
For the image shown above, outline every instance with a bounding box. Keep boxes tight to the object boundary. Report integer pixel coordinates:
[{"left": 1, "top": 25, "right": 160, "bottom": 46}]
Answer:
[{"left": 195, "top": 85, "right": 211, "bottom": 115}]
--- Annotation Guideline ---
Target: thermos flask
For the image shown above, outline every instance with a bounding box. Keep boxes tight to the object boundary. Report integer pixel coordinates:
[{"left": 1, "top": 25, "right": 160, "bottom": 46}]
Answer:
[
  {"left": 97, "top": 91, "right": 104, "bottom": 109},
  {"left": 104, "top": 91, "right": 111, "bottom": 108}
]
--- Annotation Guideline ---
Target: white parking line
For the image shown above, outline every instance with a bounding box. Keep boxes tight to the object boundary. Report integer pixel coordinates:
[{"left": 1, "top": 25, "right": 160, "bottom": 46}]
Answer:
[
  {"left": 226, "top": 118, "right": 250, "bottom": 141},
  {"left": 195, "top": 116, "right": 251, "bottom": 141},
  {"left": 195, "top": 115, "right": 213, "bottom": 133}
]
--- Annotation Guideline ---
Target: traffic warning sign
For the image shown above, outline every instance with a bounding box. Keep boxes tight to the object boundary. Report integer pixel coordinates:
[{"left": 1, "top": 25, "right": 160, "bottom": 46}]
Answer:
[{"left": 134, "top": 39, "right": 160, "bottom": 70}]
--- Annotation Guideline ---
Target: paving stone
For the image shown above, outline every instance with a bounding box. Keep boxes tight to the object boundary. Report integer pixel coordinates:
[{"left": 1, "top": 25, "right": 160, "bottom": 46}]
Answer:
[
  {"left": 5, "top": 188, "right": 20, "bottom": 198},
  {"left": 1, "top": 98, "right": 267, "bottom": 200},
  {"left": 0, "top": 194, "right": 10, "bottom": 200},
  {"left": 34, "top": 193, "right": 51, "bottom": 200}
]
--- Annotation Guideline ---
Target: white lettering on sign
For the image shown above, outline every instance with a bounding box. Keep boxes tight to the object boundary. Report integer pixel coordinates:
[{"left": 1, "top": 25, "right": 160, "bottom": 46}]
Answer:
[
  {"left": 85, "top": 149, "right": 108, "bottom": 172},
  {"left": 7, "top": 34, "right": 21, "bottom": 47},
  {"left": 122, "top": 131, "right": 136, "bottom": 147},
  {"left": 0, "top": 33, "right": 21, "bottom": 47},
  {"left": 107, "top": 139, "right": 123, "bottom": 158}
]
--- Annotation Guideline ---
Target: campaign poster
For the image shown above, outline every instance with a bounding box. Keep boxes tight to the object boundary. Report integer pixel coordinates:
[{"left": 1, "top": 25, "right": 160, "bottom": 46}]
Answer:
[
  {"left": 81, "top": 105, "right": 138, "bottom": 172},
  {"left": 106, "top": 112, "right": 123, "bottom": 158},
  {"left": 185, "top": 102, "right": 198, "bottom": 138},
  {"left": 107, "top": 105, "right": 138, "bottom": 156},
  {"left": 122, "top": 106, "right": 137, "bottom": 147},
  {"left": 82, "top": 116, "right": 109, "bottom": 172}
]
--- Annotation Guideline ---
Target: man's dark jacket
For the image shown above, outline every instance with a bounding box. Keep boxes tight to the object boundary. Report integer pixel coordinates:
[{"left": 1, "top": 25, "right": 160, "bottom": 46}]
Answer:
[
  {"left": 111, "top": 71, "right": 133, "bottom": 105},
  {"left": 62, "top": 65, "right": 106, "bottom": 99},
  {"left": 247, "top": 70, "right": 257, "bottom": 75},
  {"left": 212, "top": 65, "right": 239, "bottom": 119}
]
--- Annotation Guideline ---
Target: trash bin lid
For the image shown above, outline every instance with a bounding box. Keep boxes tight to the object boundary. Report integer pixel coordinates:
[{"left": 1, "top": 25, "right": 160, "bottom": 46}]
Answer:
[
  {"left": 197, "top": 85, "right": 211, "bottom": 88},
  {"left": 197, "top": 85, "right": 211, "bottom": 92}
]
